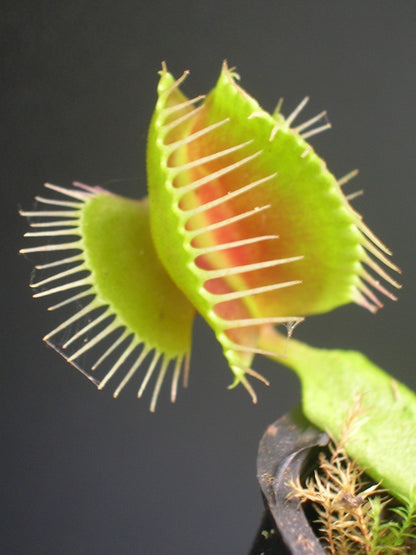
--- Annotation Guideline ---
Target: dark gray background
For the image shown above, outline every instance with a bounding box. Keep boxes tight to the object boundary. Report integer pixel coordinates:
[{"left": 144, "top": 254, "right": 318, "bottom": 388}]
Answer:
[{"left": 3, "top": 2, "right": 415, "bottom": 553}]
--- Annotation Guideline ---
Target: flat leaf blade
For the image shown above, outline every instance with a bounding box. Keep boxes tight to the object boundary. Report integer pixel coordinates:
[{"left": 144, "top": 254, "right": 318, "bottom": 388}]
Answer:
[{"left": 259, "top": 329, "right": 416, "bottom": 502}]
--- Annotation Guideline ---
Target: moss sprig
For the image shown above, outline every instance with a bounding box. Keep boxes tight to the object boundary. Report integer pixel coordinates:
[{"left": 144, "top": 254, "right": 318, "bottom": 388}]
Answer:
[{"left": 288, "top": 398, "right": 416, "bottom": 553}]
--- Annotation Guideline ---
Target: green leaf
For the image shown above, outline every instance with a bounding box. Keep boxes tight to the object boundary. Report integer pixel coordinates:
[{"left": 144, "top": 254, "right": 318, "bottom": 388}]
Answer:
[{"left": 259, "top": 327, "right": 416, "bottom": 503}]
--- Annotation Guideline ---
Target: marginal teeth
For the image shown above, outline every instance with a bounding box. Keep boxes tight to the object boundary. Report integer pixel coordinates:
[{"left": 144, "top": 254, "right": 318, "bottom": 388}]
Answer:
[
  {"left": 43, "top": 301, "right": 96, "bottom": 340},
  {"left": 185, "top": 173, "right": 276, "bottom": 219},
  {"left": 354, "top": 290, "right": 378, "bottom": 314},
  {"left": 36, "top": 254, "right": 83, "bottom": 270},
  {"left": 172, "top": 140, "right": 253, "bottom": 175},
  {"left": 163, "top": 94, "right": 206, "bottom": 116},
  {"left": 29, "top": 221, "right": 79, "bottom": 228},
  {"left": 35, "top": 196, "right": 83, "bottom": 208},
  {"left": 357, "top": 280, "right": 384, "bottom": 310},
  {"left": 93, "top": 330, "right": 129, "bottom": 371},
  {"left": 48, "top": 291, "right": 92, "bottom": 311},
  {"left": 231, "top": 364, "right": 270, "bottom": 386},
  {"left": 338, "top": 169, "right": 359, "bottom": 187},
  {"left": 188, "top": 204, "right": 271, "bottom": 238},
  {"left": 44, "top": 183, "right": 93, "bottom": 200},
  {"left": 160, "top": 68, "right": 190, "bottom": 100},
  {"left": 346, "top": 190, "right": 364, "bottom": 201},
  {"left": 30, "top": 264, "right": 86, "bottom": 287},
  {"left": 295, "top": 110, "right": 327, "bottom": 133},
  {"left": 285, "top": 96, "right": 310, "bottom": 126},
  {"left": 300, "top": 123, "right": 332, "bottom": 140},
  {"left": 33, "top": 277, "right": 91, "bottom": 298},
  {"left": 361, "top": 273, "right": 397, "bottom": 302},
  {"left": 194, "top": 234, "right": 278, "bottom": 255},
  {"left": 177, "top": 150, "right": 263, "bottom": 195},
  {"left": 63, "top": 309, "right": 111, "bottom": 348},
  {"left": 228, "top": 371, "right": 258, "bottom": 404},
  {"left": 67, "top": 321, "right": 117, "bottom": 360},
  {"left": 360, "top": 238, "right": 398, "bottom": 271},
  {"left": 170, "top": 356, "right": 184, "bottom": 403},
  {"left": 73, "top": 182, "right": 103, "bottom": 193},
  {"left": 202, "top": 255, "right": 303, "bottom": 279},
  {"left": 163, "top": 104, "right": 204, "bottom": 133},
  {"left": 149, "top": 357, "right": 170, "bottom": 413},
  {"left": 20, "top": 241, "right": 81, "bottom": 253},
  {"left": 165, "top": 118, "right": 230, "bottom": 153},
  {"left": 137, "top": 350, "right": 162, "bottom": 398},
  {"left": 356, "top": 217, "right": 394, "bottom": 256},
  {"left": 275, "top": 96, "right": 331, "bottom": 140},
  {"left": 19, "top": 210, "right": 79, "bottom": 218},
  {"left": 97, "top": 335, "right": 135, "bottom": 390},
  {"left": 24, "top": 229, "right": 79, "bottom": 237},
  {"left": 113, "top": 348, "right": 150, "bottom": 398},
  {"left": 363, "top": 255, "right": 401, "bottom": 289},
  {"left": 182, "top": 354, "right": 191, "bottom": 388},
  {"left": 210, "top": 280, "right": 301, "bottom": 302}
]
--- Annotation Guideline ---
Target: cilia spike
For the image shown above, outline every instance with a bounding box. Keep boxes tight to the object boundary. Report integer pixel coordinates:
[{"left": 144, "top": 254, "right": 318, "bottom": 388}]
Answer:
[{"left": 21, "top": 62, "right": 400, "bottom": 407}]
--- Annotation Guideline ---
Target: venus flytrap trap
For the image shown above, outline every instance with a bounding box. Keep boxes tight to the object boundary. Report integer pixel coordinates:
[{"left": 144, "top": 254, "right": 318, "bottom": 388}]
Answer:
[
  {"left": 147, "top": 61, "right": 400, "bottom": 398},
  {"left": 21, "top": 63, "right": 415, "bottom": 513},
  {"left": 20, "top": 184, "right": 194, "bottom": 412}
]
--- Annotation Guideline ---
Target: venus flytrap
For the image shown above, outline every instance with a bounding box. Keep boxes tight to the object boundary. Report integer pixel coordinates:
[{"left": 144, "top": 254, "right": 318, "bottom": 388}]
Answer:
[{"left": 21, "top": 63, "right": 415, "bottom": 506}]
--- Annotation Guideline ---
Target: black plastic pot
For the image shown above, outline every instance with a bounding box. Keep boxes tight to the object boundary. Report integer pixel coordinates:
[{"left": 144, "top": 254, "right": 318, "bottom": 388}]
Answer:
[{"left": 250, "top": 408, "right": 330, "bottom": 555}]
